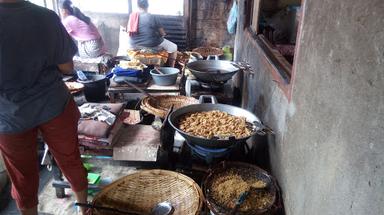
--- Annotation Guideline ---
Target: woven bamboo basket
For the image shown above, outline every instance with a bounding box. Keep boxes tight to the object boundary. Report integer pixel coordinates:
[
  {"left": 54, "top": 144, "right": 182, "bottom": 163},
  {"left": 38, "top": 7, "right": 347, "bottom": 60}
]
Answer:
[
  {"left": 91, "top": 169, "right": 204, "bottom": 215},
  {"left": 192, "top": 47, "right": 224, "bottom": 58},
  {"left": 140, "top": 95, "right": 198, "bottom": 118},
  {"left": 204, "top": 162, "right": 277, "bottom": 215}
]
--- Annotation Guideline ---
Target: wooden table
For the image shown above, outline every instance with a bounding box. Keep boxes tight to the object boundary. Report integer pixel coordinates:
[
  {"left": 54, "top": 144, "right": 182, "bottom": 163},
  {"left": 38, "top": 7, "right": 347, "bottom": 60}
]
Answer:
[{"left": 107, "top": 76, "right": 182, "bottom": 102}]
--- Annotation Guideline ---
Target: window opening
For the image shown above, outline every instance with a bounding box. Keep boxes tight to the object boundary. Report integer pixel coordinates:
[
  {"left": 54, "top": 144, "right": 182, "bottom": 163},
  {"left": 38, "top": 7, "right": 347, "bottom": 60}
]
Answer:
[
  {"left": 249, "top": 0, "right": 302, "bottom": 72},
  {"left": 131, "top": 0, "right": 184, "bottom": 16},
  {"left": 71, "top": 0, "right": 130, "bottom": 14}
]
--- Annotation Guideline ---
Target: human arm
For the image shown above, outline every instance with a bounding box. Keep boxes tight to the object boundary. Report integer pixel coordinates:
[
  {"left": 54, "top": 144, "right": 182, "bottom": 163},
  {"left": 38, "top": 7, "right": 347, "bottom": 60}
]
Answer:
[
  {"left": 159, "top": 27, "right": 166, "bottom": 37},
  {"left": 52, "top": 14, "right": 78, "bottom": 73},
  {"left": 58, "top": 61, "right": 74, "bottom": 75}
]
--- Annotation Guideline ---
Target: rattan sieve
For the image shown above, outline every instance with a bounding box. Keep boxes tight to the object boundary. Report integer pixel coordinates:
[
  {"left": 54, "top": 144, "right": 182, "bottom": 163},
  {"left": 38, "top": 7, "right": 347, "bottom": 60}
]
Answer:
[
  {"left": 140, "top": 95, "right": 198, "bottom": 118},
  {"left": 192, "top": 47, "right": 224, "bottom": 58},
  {"left": 91, "top": 169, "right": 204, "bottom": 215}
]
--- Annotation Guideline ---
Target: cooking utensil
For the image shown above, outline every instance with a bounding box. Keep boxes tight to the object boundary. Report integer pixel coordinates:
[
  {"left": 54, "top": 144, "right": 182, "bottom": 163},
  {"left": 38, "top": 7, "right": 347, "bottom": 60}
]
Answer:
[
  {"left": 122, "top": 80, "right": 159, "bottom": 104},
  {"left": 186, "top": 60, "right": 241, "bottom": 84},
  {"left": 150, "top": 201, "right": 174, "bottom": 215},
  {"left": 229, "top": 185, "right": 269, "bottom": 215},
  {"left": 230, "top": 191, "right": 250, "bottom": 215},
  {"left": 75, "top": 201, "right": 174, "bottom": 215},
  {"left": 168, "top": 95, "right": 272, "bottom": 149},
  {"left": 154, "top": 67, "right": 165, "bottom": 75},
  {"left": 75, "top": 202, "right": 141, "bottom": 214}
]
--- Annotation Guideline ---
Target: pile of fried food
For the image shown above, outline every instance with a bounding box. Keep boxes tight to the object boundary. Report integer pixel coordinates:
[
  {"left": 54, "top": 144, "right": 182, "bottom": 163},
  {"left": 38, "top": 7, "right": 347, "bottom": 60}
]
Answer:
[
  {"left": 118, "top": 59, "right": 147, "bottom": 70},
  {"left": 127, "top": 49, "right": 168, "bottom": 66},
  {"left": 178, "top": 110, "right": 252, "bottom": 139},
  {"left": 210, "top": 173, "right": 274, "bottom": 212}
]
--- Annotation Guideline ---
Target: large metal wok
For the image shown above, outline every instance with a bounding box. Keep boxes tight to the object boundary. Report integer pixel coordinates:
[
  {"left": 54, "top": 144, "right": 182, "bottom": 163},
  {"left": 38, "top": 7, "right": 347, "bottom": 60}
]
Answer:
[
  {"left": 186, "top": 60, "right": 241, "bottom": 84},
  {"left": 168, "top": 96, "right": 271, "bottom": 149}
]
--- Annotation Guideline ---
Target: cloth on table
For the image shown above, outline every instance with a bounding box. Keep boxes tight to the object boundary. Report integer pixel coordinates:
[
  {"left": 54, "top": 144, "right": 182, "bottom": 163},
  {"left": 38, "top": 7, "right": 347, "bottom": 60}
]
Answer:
[
  {"left": 78, "top": 113, "right": 124, "bottom": 149},
  {"left": 78, "top": 103, "right": 124, "bottom": 138},
  {"left": 73, "top": 54, "right": 112, "bottom": 73}
]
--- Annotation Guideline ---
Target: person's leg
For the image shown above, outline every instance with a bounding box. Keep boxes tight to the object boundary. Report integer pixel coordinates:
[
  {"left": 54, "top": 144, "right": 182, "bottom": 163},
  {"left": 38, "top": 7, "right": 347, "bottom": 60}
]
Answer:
[
  {"left": 39, "top": 98, "right": 88, "bottom": 214},
  {"left": 0, "top": 128, "right": 39, "bottom": 215},
  {"left": 159, "top": 39, "right": 178, "bottom": 67}
]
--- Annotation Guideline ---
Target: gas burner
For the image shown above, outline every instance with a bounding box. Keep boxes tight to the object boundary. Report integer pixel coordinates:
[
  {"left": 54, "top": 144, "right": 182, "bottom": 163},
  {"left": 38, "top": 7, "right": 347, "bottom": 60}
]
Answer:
[
  {"left": 199, "top": 81, "right": 225, "bottom": 91},
  {"left": 185, "top": 141, "right": 233, "bottom": 165},
  {"left": 184, "top": 78, "right": 234, "bottom": 104}
]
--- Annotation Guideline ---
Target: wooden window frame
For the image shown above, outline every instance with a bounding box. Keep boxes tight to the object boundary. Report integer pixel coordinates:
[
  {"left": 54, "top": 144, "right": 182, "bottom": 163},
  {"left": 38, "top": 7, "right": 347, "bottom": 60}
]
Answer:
[{"left": 245, "top": 0, "right": 305, "bottom": 101}]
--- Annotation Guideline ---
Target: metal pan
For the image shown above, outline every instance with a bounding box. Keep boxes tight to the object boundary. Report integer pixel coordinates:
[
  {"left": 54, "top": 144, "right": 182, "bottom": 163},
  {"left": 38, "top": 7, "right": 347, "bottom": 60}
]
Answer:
[
  {"left": 186, "top": 60, "right": 241, "bottom": 84},
  {"left": 168, "top": 96, "right": 271, "bottom": 149}
]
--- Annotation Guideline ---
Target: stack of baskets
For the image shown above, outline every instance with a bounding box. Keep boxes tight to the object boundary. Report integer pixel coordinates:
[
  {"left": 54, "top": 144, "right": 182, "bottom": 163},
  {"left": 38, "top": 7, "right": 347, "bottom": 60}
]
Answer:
[
  {"left": 91, "top": 170, "right": 204, "bottom": 215},
  {"left": 140, "top": 95, "right": 198, "bottom": 118}
]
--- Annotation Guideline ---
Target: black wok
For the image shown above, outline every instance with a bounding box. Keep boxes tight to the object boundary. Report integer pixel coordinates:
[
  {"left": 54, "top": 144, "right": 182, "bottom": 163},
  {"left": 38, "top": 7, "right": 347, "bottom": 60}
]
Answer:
[
  {"left": 168, "top": 96, "right": 270, "bottom": 149},
  {"left": 186, "top": 60, "right": 241, "bottom": 84}
]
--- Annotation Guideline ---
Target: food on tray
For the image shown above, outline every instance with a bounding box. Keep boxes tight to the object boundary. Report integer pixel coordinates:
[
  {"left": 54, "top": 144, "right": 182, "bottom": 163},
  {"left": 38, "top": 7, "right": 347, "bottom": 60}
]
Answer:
[
  {"left": 178, "top": 110, "right": 251, "bottom": 139},
  {"left": 210, "top": 173, "right": 273, "bottom": 212},
  {"left": 118, "top": 59, "right": 146, "bottom": 70},
  {"left": 192, "top": 46, "right": 224, "bottom": 57},
  {"left": 65, "top": 82, "right": 84, "bottom": 94}
]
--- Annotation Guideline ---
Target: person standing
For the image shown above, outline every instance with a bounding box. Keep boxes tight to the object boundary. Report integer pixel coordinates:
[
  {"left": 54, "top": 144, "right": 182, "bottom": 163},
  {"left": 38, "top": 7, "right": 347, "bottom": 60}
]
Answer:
[
  {"left": 0, "top": 1, "right": 88, "bottom": 215},
  {"left": 128, "top": 0, "right": 178, "bottom": 67},
  {"left": 60, "top": 0, "right": 106, "bottom": 58}
]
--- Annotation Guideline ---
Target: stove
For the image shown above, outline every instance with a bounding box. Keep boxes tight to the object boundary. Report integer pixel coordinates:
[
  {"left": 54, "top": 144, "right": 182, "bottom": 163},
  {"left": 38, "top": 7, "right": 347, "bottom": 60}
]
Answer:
[
  {"left": 186, "top": 141, "right": 234, "bottom": 164},
  {"left": 171, "top": 132, "right": 249, "bottom": 166},
  {"left": 184, "top": 77, "right": 235, "bottom": 105}
]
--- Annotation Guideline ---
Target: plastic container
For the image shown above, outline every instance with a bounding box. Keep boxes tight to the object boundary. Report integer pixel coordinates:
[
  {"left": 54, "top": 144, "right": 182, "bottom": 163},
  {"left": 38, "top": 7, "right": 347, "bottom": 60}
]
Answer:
[
  {"left": 150, "top": 67, "right": 179, "bottom": 86},
  {"left": 77, "top": 73, "right": 108, "bottom": 102}
]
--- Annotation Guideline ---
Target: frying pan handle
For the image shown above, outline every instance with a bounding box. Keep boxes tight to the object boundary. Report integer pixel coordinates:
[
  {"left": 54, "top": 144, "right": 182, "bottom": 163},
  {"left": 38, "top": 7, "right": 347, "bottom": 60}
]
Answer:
[
  {"left": 253, "top": 120, "right": 274, "bottom": 135},
  {"left": 198, "top": 95, "right": 218, "bottom": 104},
  {"left": 207, "top": 55, "right": 219, "bottom": 60}
]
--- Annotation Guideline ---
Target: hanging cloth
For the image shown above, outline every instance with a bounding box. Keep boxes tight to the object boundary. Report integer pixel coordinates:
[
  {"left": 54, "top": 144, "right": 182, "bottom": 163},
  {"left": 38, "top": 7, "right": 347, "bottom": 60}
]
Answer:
[
  {"left": 127, "top": 12, "right": 140, "bottom": 36},
  {"left": 227, "top": 1, "right": 238, "bottom": 34}
]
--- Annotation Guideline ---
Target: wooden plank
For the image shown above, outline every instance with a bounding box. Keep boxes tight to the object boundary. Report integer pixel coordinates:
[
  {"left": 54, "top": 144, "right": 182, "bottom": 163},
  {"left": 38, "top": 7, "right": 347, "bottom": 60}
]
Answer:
[{"left": 251, "top": 0, "right": 261, "bottom": 33}]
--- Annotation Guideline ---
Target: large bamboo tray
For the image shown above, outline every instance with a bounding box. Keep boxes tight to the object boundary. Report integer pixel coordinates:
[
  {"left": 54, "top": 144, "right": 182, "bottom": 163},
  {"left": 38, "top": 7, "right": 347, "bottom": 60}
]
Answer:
[{"left": 91, "top": 169, "right": 204, "bottom": 215}]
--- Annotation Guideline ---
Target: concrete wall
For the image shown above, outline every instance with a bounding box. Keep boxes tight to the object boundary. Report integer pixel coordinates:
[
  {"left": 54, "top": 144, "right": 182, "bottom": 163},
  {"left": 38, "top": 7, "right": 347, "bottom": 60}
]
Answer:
[
  {"left": 85, "top": 12, "right": 129, "bottom": 55},
  {"left": 235, "top": 0, "right": 384, "bottom": 214}
]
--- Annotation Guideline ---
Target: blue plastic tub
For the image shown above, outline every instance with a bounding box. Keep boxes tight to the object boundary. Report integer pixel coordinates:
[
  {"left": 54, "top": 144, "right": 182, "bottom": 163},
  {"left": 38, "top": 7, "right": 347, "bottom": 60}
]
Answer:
[{"left": 150, "top": 67, "right": 179, "bottom": 86}]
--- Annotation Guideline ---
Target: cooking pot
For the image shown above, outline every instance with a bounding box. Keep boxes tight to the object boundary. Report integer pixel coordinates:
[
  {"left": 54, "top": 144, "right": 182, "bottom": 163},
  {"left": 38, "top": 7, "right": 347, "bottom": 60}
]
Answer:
[
  {"left": 77, "top": 73, "right": 108, "bottom": 102},
  {"left": 168, "top": 96, "right": 272, "bottom": 149},
  {"left": 186, "top": 60, "right": 241, "bottom": 84}
]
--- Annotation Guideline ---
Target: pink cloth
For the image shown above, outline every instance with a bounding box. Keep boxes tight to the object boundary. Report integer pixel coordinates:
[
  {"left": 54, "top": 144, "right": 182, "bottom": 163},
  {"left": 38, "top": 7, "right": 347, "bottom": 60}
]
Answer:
[
  {"left": 62, "top": 15, "right": 101, "bottom": 41},
  {"left": 127, "top": 12, "right": 139, "bottom": 36}
]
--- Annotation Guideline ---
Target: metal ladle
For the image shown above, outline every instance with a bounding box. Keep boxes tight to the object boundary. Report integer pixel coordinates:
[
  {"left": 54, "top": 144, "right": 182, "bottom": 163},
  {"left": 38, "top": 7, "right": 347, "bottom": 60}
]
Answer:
[{"left": 75, "top": 201, "right": 174, "bottom": 215}]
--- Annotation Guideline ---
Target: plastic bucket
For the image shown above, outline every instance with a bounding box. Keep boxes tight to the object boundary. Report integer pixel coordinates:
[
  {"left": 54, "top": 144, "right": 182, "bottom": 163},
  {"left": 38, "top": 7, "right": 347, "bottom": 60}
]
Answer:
[{"left": 77, "top": 74, "right": 108, "bottom": 102}]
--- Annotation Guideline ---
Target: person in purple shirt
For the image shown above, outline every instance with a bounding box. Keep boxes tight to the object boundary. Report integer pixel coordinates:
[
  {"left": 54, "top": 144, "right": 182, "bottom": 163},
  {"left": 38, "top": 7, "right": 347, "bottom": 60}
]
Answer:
[
  {"left": 0, "top": 1, "right": 88, "bottom": 214},
  {"left": 59, "top": 0, "right": 106, "bottom": 58}
]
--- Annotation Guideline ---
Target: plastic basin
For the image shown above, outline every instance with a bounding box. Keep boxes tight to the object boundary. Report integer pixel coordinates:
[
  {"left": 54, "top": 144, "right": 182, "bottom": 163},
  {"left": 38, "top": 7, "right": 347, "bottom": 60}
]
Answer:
[{"left": 150, "top": 67, "right": 179, "bottom": 86}]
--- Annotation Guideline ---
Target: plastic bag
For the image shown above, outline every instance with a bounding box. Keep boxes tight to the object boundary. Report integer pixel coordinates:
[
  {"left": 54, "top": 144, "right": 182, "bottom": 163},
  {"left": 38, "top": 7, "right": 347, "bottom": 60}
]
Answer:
[{"left": 227, "top": 1, "right": 238, "bottom": 34}]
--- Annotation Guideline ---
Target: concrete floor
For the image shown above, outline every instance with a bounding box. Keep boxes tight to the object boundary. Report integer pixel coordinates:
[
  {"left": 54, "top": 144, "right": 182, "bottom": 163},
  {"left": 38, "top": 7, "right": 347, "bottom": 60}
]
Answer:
[{"left": 0, "top": 162, "right": 136, "bottom": 215}]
